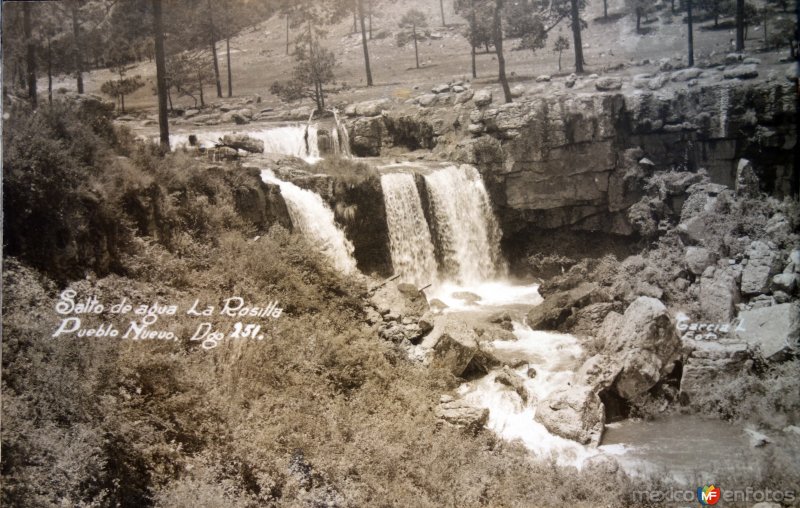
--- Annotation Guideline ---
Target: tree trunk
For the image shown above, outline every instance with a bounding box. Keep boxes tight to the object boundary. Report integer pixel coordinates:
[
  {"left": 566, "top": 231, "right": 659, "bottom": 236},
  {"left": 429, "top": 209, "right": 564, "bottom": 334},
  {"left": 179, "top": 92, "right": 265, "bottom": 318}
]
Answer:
[
  {"left": 208, "top": 1, "right": 223, "bottom": 98},
  {"left": 558, "top": 51, "right": 562, "bottom": 71},
  {"left": 687, "top": 0, "right": 695, "bottom": 66},
  {"left": 440, "top": 0, "right": 446, "bottom": 26},
  {"left": 570, "top": 0, "right": 585, "bottom": 73},
  {"left": 71, "top": 3, "right": 84, "bottom": 94},
  {"left": 471, "top": 0, "right": 477, "bottom": 78},
  {"left": 368, "top": 0, "right": 373, "bottom": 39},
  {"left": 493, "top": 0, "right": 512, "bottom": 103},
  {"left": 358, "top": 0, "right": 373, "bottom": 86},
  {"left": 152, "top": 0, "right": 170, "bottom": 151},
  {"left": 286, "top": 15, "right": 290, "bottom": 55},
  {"left": 121, "top": 94, "right": 125, "bottom": 114},
  {"left": 199, "top": 74, "right": 205, "bottom": 107},
  {"left": 603, "top": 0, "right": 608, "bottom": 19},
  {"left": 413, "top": 25, "right": 420, "bottom": 69},
  {"left": 226, "top": 37, "right": 233, "bottom": 97},
  {"left": 23, "top": 3, "right": 37, "bottom": 109},
  {"left": 47, "top": 38, "right": 53, "bottom": 105},
  {"left": 735, "top": 0, "right": 745, "bottom": 51},
  {"left": 636, "top": 11, "right": 642, "bottom": 33}
]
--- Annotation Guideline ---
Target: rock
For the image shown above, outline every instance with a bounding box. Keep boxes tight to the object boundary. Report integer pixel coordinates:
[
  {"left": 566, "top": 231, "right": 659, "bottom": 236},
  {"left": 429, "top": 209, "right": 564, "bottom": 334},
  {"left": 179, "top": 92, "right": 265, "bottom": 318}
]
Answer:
[
  {"left": 736, "top": 303, "right": 800, "bottom": 360},
  {"left": 220, "top": 134, "right": 264, "bottom": 153},
  {"left": 353, "top": 98, "right": 391, "bottom": 117},
  {"left": 429, "top": 298, "right": 448, "bottom": 312},
  {"left": 741, "top": 241, "right": 781, "bottom": 294},
  {"left": 672, "top": 67, "right": 703, "bottom": 81},
  {"left": 435, "top": 399, "right": 489, "bottom": 429},
  {"left": 700, "top": 266, "right": 741, "bottom": 322},
  {"left": 473, "top": 88, "right": 493, "bottom": 107},
  {"left": 431, "top": 325, "right": 479, "bottom": 376},
  {"left": 184, "top": 109, "right": 200, "bottom": 118},
  {"left": 455, "top": 89, "right": 474, "bottom": 104},
  {"left": 595, "top": 77, "right": 623, "bottom": 91},
  {"left": 417, "top": 94, "right": 438, "bottom": 107},
  {"left": 371, "top": 281, "right": 429, "bottom": 319},
  {"left": 685, "top": 247, "right": 717, "bottom": 275},
  {"left": 452, "top": 291, "right": 482, "bottom": 305},
  {"left": 725, "top": 53, "right": 744, "bottom": 64},
  {"left": 565, "top": 74, "right": 577, "bottom": 88},
  {"left": 772, "top": 273, "right": 798, "bottom": 294},
  {"left": 432, "top": 83, "right": 451, "bottom": 94},
  {"left": 451, "top": 85, "right": 466, "bottom": 93},
  {"left": 526, "top": 367, "right": 537, "bottom": 378},
  {"left": 527, "top": 283, "right": 605, "bottom": 331},
  {"left": 789, "top": 250, "right": 800, "bottom": 272},
  {"left": 565, "top": 302, "right": 617, "bottom": 337},
  {"left": 419, "top": 312, "right": 435, "bottom": 334},
  {"left": 783, "top": 425, "right": 800, "bottom": 436},
  {"left": 735, "top": 158, "right": 760, "bottom": 197},
  {"left": 723, "top": 64, "right": 759, "bottom": 80},
  {"left": 745, "top": 428, "right": 770, "bottom": 448},
  {"left": 510, "top": 85, "right": 526, "bottom": 98},
  {"left": 680, "top": 338, "right": 749, "bottom": 401},
  {"left": 647, "top": 74, "right": 670, "bottom": 90},
  {"left": 494, "top": 366, "right": 529, "bottom": 402},
  {"left": 534, "top": 385, "right": 604, "bottom": 446},
  {"left": 742, "top": 57, "right": 761, "bottom": 65},
  {"left": 536, "top": 75, "right": 551, "bottom": 82},
  {"left": 638, "top": 157, "right": 655, "bottom": 168},
  {"left": 658, "top": 58, "right": 673, "bottom": 71},
  {"left": 601, "top": 297, "right": 682, "bottom": 399},
  {"left": 468, "top": 123, "right": 485, "bottom": 135}
]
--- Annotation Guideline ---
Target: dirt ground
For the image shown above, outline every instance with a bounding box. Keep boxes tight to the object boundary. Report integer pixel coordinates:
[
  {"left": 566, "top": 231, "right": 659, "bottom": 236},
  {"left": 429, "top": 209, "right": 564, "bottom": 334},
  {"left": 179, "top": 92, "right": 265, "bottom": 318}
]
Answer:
[{"left": 48, "top": 0, "right": 797, "bottom": 113}]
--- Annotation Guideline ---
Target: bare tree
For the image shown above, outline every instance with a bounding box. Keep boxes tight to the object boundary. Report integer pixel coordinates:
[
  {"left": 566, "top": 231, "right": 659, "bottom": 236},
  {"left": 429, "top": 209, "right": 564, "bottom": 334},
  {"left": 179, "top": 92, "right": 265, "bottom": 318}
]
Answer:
[
  {"left": 358, "top": 0, "right": 374, "bottom": 85},
  {"left": 493, "top": 0, "right": 512, "bottom": 103},
  {"left": 152, "top": 0, "right": 169, "bottom": 150}
]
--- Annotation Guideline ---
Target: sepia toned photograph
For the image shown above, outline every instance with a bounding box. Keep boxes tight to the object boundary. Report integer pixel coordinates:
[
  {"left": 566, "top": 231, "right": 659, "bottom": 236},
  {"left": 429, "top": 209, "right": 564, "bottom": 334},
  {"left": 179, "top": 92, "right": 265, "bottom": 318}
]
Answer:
[{"left": 1, "top": 0, "right": 798, "bottom": 506}]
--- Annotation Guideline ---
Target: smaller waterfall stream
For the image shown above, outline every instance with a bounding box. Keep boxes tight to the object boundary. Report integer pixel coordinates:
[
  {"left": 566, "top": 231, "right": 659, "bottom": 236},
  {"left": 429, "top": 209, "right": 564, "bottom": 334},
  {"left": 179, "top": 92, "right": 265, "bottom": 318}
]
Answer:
[
  {"left": 381, "top": 173, "right": 439, "bottom": 287},
  {"left": 261, "top": 170, "right": 357, "bottom": 273},
  {"left": 169, "top": 125, "right": 321, "bottom": 162}
]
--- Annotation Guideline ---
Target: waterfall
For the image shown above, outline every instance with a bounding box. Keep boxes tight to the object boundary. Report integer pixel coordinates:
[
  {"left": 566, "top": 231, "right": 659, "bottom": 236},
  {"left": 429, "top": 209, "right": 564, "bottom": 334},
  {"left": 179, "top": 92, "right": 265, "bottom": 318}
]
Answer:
[
  {"left": 424, "top": 165, "right": 505, "bottom": 285},
  {"left": 381, "top": 173, "right": 439, "bottom": 287},
  {"left": 260, "top": 170, "right": 357, "bottom": 273},
  {"left": 250, "top": 126, "right": 320, "bottom": 162},
  {"left": 332, "top": 110, "right": 352, "bottom": 158},
  {"left": 168, "top": 125, "right": 320, "bottom": 163}
]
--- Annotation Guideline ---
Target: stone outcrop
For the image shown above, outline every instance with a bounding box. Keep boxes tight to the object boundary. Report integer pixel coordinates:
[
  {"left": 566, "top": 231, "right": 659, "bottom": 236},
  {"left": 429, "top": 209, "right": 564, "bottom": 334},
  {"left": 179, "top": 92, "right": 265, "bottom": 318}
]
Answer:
[
  {"left": 435, "top": 398, "right": 489, "bottom": 429},
  {"left": 454, "top": 79, "right": 795, "bottom": 236},
  {"left": 597, "top": 297, "right": 682, "bottom": 400},
  {"left": 526, "top": 282, "right": 606, "bottom": 331},
  {"left": 534, "top": 385, "right": 605, "bottom": 446},
  {"left": 741, "top": 241, "right": 782, "bottom": 295},
  {"left": 735, "top": 303, "right": 800, "bottom": 360}
]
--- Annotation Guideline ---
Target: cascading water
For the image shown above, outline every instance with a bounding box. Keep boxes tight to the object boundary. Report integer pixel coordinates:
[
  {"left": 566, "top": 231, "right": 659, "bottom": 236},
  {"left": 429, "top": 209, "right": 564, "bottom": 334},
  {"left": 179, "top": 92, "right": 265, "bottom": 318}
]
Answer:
[
  {"left": 332, "top": 110, "right": 352, "bottom": 158},
  {"left": 260, "top": 170, "right": 357, "bottom": 273},
  {"left": 168, "top": 125, "right": 321, "bottom": 163},
  {"left": 424, "top": 165, "right": 505, "bottom": 285},
  {"left": 380, "top": 173, "right": 439, "bottom": 287}
]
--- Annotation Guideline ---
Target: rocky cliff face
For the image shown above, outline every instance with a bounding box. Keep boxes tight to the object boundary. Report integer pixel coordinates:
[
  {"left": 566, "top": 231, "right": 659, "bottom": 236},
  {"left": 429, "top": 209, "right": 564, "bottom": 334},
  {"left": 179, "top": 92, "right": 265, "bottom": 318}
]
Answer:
[
  {"left": 455, "top": 79, "right": 796, "bottom": 237},
  {"left": 346, "top": 76, "right": 796, "bottom": 242}
]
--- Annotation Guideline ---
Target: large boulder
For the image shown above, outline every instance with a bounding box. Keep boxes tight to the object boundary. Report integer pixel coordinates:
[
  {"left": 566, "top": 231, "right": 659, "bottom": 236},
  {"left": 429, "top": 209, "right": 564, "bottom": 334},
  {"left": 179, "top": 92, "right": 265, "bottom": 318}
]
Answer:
[
  {"left": 220, "top": 134, "right": 264, "bottom": 153},
  {"left": 723, "top": 64, "right": 759, "bottom": 80},
  {"left": 534, "top": 385, "right": 604, "bottom": 446},
  {"left": 473, "top": 88, "right": 493, "bottom": 107},
  {"left": 685, "top": 246, "right": 717, "bottom": 275},
  {"left": 741, "top": 241, "right": 781, "bottom": 295},
  {"left": 735, "top": 303, "right": 800, "bottom": 360},
  {"left": 601, "top": 297, "right": 682, "bottom": 399},
  {"left": 431, "top": 327, "right": 479, "bottom": 377},
  {"left": 370, "top": 281, "right": 429, "bottom": 319},
  {"left": 595, "top": 77, "right": 623, "bottom": 91},
  {"left": 352, "top": 98, "right": 391, "bottom": 117},
  {"left": 680, "top": 338, "right": 750, "bottom": 402},
  {"left": 526, "top": 283, "right": 605, "bottom": 331},
  {"left": 699, "top": 265, "right": 741, "bottom": 322}
]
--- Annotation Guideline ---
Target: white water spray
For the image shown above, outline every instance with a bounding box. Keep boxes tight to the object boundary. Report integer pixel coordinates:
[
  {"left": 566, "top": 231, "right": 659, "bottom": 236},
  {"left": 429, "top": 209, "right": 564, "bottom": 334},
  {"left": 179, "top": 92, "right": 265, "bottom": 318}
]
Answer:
[
  {"left": 260, "top": 170, "right": 357, "bottom": 273},
  {"left": 380, "top": 173, "right": 438, "bottom": 287}
]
